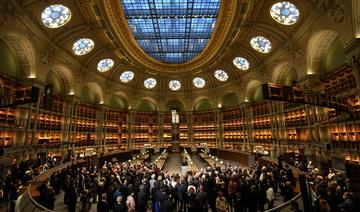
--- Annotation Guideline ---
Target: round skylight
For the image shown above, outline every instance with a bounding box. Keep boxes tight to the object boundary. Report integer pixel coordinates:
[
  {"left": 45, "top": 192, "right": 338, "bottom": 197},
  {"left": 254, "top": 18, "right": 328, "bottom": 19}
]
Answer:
[
  {"left": 169, "top": 80, "right": 181, "bottom": 91},
  {"left": 72, "top": 38, "right": 94, "bottom": 55},
  {"left": 120, "top": 71, "right": 134, "bottom": 83},
  {"left": 41, "top": 5, "right": 71, "bottom": 28},
  {"left": 270, "top": 2, "right": 299, "bottom": 25},
  {"left": 97, "top": 59, "right": 114, "bottom": 72},
  {"left": 144, "top": 78, "right": 157, "bottom": 89},
  {"left": 193, "top": 77, "right": 206, "bottom": 88},
  {"left": 250, "top": 36, "right": 272, "bottom": 53},
  {"left": 233, "top": 57, "right": 250, "bottom": 70},
  {"left": 214, "top": 70, "right": 228, "bottom": 82}
]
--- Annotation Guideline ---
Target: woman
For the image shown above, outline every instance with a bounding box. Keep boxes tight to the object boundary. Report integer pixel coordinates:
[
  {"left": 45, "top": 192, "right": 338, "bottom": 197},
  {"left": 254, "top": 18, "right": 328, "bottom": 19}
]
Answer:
[{"left": 216, "top": 191, "right": 229, "bottom": 212}]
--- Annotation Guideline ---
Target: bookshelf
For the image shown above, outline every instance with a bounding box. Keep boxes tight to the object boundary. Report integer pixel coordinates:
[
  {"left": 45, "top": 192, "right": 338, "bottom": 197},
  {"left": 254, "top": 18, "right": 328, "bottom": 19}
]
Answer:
[
  {"left": 71, "top": 103, "right": 97, "bottom": 147},
  {"left": 193, "top": 112, "right": 217, "bottom": 146},
  {"left": 222, "top": 108, "right": 247, "bottom": 144},
  {"left": 179, "top": 113, "right": 188, "bottom": 143},
  {"left": 322, "top": 66, "right": 356, "bottom": 94}
]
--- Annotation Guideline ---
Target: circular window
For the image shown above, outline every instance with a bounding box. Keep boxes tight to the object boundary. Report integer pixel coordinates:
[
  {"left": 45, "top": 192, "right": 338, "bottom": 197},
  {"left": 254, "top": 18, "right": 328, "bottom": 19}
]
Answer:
[
  {"left": 214, "top": 70, "right": 228, "bottom": 82},
  {"left": 250, "top": 36, "right": 272, "bottom": 53},
  {"left": 144, "top": 78, "right": 157, "bottom": 89},
  {"left": 72, "top": 38, "right": 94, "bottom": 55},
  {"left": 193, "top": 77, "right": 206, "bottom": 88},
  {"left": 169, "top": 80, "right": 181, "bottom": 91},
  {"left": 97, "top": 59, "right": 114, "bottom": 72},
  {"left": 233, "top": 57, "right": 250, "bottom": 70},
  {"left": 120, "top": 71, "right": 134, "bottom": 83},
  {"left": 41, "top": 5, "right": 71, "bottom": 28},
  {"left": 270, "top": 2, "right": 299, "bottom": 25}
]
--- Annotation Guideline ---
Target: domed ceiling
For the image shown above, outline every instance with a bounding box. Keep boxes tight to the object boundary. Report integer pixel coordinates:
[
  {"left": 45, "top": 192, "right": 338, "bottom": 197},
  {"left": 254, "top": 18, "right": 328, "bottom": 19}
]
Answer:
[{"left": 17, "top": 0, "right": 311, "bottom": 97}]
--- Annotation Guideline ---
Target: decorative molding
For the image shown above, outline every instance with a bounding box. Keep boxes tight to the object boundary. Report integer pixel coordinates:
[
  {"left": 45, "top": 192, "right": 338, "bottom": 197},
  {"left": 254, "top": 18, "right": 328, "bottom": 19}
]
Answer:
[{"left": 322, "top": 0, "right": 346, "bottom": 24}]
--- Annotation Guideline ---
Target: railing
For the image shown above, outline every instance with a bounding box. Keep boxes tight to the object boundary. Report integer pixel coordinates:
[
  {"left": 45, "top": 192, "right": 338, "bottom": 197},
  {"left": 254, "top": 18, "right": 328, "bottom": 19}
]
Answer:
[
  {"left": 265, "top": 193, "right": 302, "bottom": 212},
  {"left": 16, "top": 186, "right": 54, "bottom": 212}
]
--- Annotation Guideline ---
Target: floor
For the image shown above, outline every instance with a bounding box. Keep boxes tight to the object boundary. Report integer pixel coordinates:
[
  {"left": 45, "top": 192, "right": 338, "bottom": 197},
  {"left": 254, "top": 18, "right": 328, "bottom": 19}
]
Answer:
[{"left": 161, "top": 152, "right": 182, "bottom": 174}]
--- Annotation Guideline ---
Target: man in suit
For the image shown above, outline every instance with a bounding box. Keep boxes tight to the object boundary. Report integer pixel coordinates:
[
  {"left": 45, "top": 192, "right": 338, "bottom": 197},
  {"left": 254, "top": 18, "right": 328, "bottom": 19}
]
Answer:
[
  {"left": 196, "top": 185, "right": 209, "bottom": 212},
  {"left": 136, "top": 185, "right": 148, "bottom": 212},
  {"left": 175, "top": 177, "right": 188, "bottom": 211}
]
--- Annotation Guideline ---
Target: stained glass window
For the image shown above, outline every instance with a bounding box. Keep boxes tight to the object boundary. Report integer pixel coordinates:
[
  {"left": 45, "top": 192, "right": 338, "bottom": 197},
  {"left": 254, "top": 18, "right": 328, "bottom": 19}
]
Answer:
[
  {"left": 214, "top": 69, "right": 228, "bottom": 82},
  {"left": 270, "top": 2, "right": 299, "bottom": 25},
  {"left": 144, "top": 78, "right": 157, "bottom": 89},
  {"left": 73, "top": 38, "right": 95, "bottom": 55},
  {"left": 193, "top": 77, "right": 206, "bottom": 88},
  {"left": 233, "top": 57, "right": 250, "bottom": 70},
  {"left": 120, "top": 71, "right": 134, "bottom": 83},
  {"left": 97, "top": 59, "right": 114, "bottom": 72},
  {"left": 250, "top": 36, "right": 272, "bottom": 53},
  {"left": 42, "top": 5, "right": 71, "bottom": 28},
  {"left": 169, "top": 80, "right": 181, "bottom": 91},
  {"left": 121, "top": 0, "right": 220, "bottom": 64}
]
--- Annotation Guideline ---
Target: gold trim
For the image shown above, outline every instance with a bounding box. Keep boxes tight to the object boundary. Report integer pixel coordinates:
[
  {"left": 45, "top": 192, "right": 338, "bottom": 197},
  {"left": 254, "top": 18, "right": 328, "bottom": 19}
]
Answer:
[{"left": 101, "top": 0, "right": 241, "bottom": 75}]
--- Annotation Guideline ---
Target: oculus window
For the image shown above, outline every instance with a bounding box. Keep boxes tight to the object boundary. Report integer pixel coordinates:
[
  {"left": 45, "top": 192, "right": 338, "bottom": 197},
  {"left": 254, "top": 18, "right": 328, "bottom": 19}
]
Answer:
[
  {"left": 121, "top": 0, "right": 220, "bottom": 64},
  {"left": 270, "top": 2, "right": 299, "bottom": 25},
  {"left": 42, "top": 5, "right": 71, "bottom": 28},
  {"left": 233, "top": 57, "right": 250, "bottom": 70},
  {"left": 250, "top": 36, "right": 272, "bottom": 53},
  {"left": 97, "top": 59, "right": 114, "bottom": 72},
  {"left": 144, "top": 78, "right": 157, "bottom": 89},
  {"left": 193, "top": 77, "right": 206, "bottom": 88},
  {"left": 169, "top": 80, "right": 181, "bottom": 91},
  {"left": 120, "top": 71, "right": 134, "bottom": 83},
  {"left": 214, "top": 69, "right": 228, "bottom": 82},
  {"left": 73, "top": 38, "right": 94, "bottom": 55}
]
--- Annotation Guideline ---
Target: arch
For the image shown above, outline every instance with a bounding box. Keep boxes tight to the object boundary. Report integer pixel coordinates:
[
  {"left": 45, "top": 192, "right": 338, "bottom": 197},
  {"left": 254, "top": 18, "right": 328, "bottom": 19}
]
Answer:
[
  {"left": 165, "top": 100, "right": 186, "bottom": 112},
  {"left": 49, "top": 65, "right": 75, "bottom": 95},
  {"left": 353, "top": 0, "right": 360, "bottom": 38},
  {"left": 244, "top": 80, "right": 262, "bottom": 102},
  {"left": 108, "top": 95, "right": 128, "bottom": 109},
  {"left": 222, "top": 92, "right": 240, "bottom": 108},
  {"left": 321, "top": 37, "right": 346, "bottom": 73},
  {"left": 0, "top": 30, "right": 37, "bottom": 79},
  {"left": 192, "top": 97, "right": 214, "bottom": 111},
  {"left": 306, "top": 29, "right": 339, "bottom": 75},
  {"left": 272, "top": 62, "right": 293, "bottom": 83},
  {"left": 82, "top": 82, "right": 104, "bottom": 104},
  {"left": 136, "top": 98, "right": 158, "bottom": 112},
  {"left": 45, "top": 71, "right": 64, "bottom": 95},
  {"left": 0, "top": 39, "right": 17, "bottom": 78},
  {"left": 81, "top": 86, "right": 96, "bottom": 104}
]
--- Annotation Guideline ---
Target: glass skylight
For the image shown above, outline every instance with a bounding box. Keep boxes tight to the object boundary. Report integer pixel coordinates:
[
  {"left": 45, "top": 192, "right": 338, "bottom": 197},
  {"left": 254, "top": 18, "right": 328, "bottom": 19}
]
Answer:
[
  {"left": 233, "top": 57, "right": 250, "bottom": 70},
  {"left": 73, "top": 38, "right": 94, "bottom": 55},
  {"left": 42, "top": 5, "right": 71, "bottom": 28},
  {"left": 144, "top": 78, "right": 157, "bottom": 89},
  {"left": 270, "top": 2, "right": 299, "bottom": 25},
  {"left": 97, "top": 59, "right": 114, "bottom": 72},
  {"left": 120, "top": 71, "right": 134, "bottom": 83},
  {"left": 250, "top": 36, "right": 272, "bottom": 53},
  {"left": 121, "top": 0, "right": 220, "bottom": 64},
  {"left": 193, "top": 77, "right": 206, "bottom": 88},
  {"left": 214, "top": 69, "right": 228, "bottom": 82},
  {"left": 169, "top": 80, "right": 181, "bottom": 91}
]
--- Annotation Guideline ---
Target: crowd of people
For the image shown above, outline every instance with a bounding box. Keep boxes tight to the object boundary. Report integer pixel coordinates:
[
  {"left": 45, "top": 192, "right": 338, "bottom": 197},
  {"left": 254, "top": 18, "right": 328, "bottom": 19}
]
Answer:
[
  {"left": 36, "top": 155, "right": 299, "bottom": 212},
  {"left": 2, "top": 152, "right": 360, "bottom": 212},
  {"left": 0, "top": 156, "right": 63, "bottom": 212}
]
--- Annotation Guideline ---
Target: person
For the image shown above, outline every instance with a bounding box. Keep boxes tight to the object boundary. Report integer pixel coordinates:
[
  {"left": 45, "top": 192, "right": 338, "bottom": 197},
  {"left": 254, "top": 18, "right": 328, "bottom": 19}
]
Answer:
[
  {"left": 266, "top": 182, "right": 275, "bottom": 209},
  {"left": 97, "top": 193, "right": 109, "bottom": 212},
  {"left": 196, "top": 185, "right": 209, "bottom": 212},
  {"left": 175, "top": 177, "right": 188, "bottom": 212},
  {"left": 80, "top": 190, "right": 91, "bottom": 212},
  {"left": 114, "top": 196, "right": 127, "bottom": 212},
  {"left": 187, "top": 185, "right": 197, "bottom": 212},
  {"left": 216, "top": 191, "right": 229, "bottom": 212},
  {"left": 290, "top": 201, "right": 303, "bottom": 212},
  {"left": 126, "top": 188, "right": 136, "bottom": 212},
  {"left": 67, "top": 180, "right": 78, "bottom": 212},
  {"left": 181, "top": 157, "right": 188, "bottom": 176},
  {"left": 136, "top": 185, "right": 147, "bottom": 212}
]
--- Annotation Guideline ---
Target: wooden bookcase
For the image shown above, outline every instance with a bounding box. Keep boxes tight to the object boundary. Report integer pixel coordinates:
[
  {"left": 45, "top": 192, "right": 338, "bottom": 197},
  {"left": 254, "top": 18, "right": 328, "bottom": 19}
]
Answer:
[{"left": 193, "top": 112, "right": 217, "bottom": 145}]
